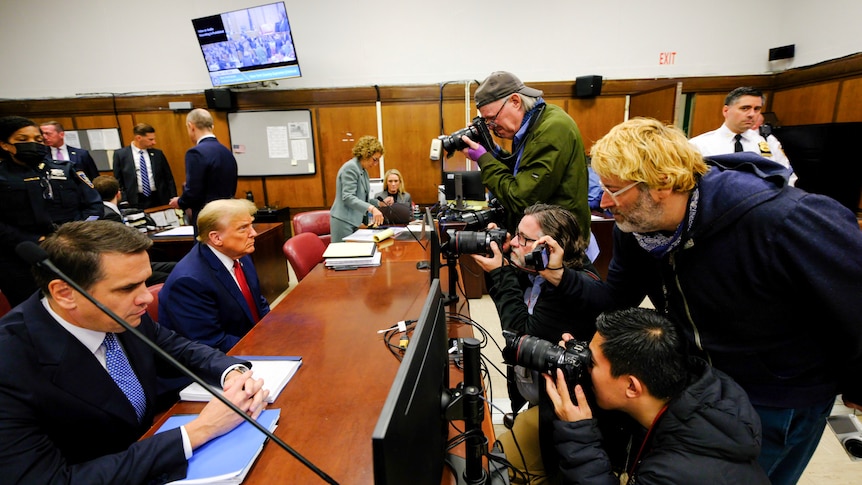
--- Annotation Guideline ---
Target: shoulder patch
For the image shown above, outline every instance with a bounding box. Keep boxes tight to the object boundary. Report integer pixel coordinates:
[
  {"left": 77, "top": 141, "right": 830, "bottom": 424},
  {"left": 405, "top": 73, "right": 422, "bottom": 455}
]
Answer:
[{"left": 76, "top": 171, "right": 95, "bottom": 188}]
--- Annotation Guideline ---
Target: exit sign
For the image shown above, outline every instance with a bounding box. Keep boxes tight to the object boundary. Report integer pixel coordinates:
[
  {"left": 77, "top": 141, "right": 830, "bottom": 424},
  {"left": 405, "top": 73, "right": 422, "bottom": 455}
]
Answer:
[{"left": 659, "top": 52, "right": 677, "bottom": 65}]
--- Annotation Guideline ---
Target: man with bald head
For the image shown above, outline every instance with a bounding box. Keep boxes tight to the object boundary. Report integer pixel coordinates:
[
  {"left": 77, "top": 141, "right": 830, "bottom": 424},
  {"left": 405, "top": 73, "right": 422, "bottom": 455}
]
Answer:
[{"left": 169, "top": 108, "right": 238, "bottom": 226}]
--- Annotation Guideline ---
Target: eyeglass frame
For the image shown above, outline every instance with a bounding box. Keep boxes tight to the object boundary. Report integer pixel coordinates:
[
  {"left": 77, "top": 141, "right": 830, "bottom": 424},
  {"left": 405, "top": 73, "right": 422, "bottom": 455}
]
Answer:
[
  {"left": 513, "top": 231, "right": 538, "bottom": 246},
  {"left": 599, "top": 180, "right": 642, "bottom": 205},
  {"left": 482, "top": 96, "right": 510, "bottom": 129}
]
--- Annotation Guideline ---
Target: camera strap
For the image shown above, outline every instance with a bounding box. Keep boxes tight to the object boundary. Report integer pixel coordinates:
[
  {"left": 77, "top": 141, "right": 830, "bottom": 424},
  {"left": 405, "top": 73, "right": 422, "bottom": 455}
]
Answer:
[
  {"left": 627, "top": 403, "right": 669, "bottom": 480},
  {"left": 494, "top": 102, "right": 546, "bottom": 167}
]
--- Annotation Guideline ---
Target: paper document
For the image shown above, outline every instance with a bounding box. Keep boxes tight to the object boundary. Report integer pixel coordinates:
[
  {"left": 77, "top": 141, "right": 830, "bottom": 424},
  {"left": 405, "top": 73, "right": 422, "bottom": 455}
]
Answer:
[
  {"left": 157, "top": 408, "right": 280, "bottom": 484},
  {"left": 179, "top": 357, "right": 302, "bottom": 403},
  {"left": 322, "top": 242, "right": 377, "bottom": 258},
  {"left": 152, "top": 225, "right": 195, "bottom": 237},
  {"left": 325, "top": 251, "right": 382, "bottom": 268}
]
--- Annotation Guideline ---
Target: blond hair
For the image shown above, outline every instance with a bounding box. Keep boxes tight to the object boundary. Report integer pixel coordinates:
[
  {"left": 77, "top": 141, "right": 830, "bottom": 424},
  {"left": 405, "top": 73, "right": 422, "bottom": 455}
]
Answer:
[
  {"left": 196, "top": 199, "right": 257, "bottom": 243},
  {"left": 383, "top": 169, "right": 405, "bottom": 195},
  {"left": 590, "top": 117, "right": 708, "bottom": 192}
]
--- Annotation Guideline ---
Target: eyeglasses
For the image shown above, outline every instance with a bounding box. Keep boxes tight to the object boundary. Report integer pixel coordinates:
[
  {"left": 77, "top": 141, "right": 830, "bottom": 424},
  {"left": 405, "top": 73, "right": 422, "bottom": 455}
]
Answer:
[
  {"left": 371, "top": 156, "right": 380, "bottom": 163},
  {"left": 514, "top": 232, "right": 537, "bottom": 246},
  {"left": 39, "top": 176, "right": 53, "bottom": 200},
  {"left": 483, "top": 96, "right": 510, "bottom": 128},
  {"left": 599, "top": 180, "right": 641, "bottom": 205}
]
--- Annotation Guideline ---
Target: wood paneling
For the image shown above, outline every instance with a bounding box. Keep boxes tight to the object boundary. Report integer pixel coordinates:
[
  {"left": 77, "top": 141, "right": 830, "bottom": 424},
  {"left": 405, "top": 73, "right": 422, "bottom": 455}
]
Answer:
[
  {"left": 5, "top": 52, "right": 862, "bottom": 214},
  {"left": 316, "top": 104, "right": 379, "bottom": 208},
  {"left": 381, "top": 102, "right": 446, "bottom": 205},
  {"left": 567, "top": 96, "right": 627, "bottom": 152},
  {"left": 689, "top": 93, "right": 726, "bottom": 137},
  {"left": 836, "top": 77, "right": 862, "bottom": 123},
  {"left": 772, "top": 82, "right": 840, "bottom": 125},
  {"left": 629, "top": 84, "right": 678, "bottom": 125}
]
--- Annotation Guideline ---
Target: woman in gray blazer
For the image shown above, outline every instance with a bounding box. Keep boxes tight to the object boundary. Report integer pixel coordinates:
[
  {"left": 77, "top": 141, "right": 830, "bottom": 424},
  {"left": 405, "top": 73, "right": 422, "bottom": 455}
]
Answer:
[{"left": 330, "top": 136, "right": 385, "bottom": 242}]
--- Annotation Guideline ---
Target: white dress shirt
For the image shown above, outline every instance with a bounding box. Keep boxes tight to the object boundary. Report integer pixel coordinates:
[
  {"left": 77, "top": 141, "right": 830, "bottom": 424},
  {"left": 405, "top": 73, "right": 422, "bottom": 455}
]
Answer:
[{"left": 689, "top": 123, "right": 796, "bottom": 185}]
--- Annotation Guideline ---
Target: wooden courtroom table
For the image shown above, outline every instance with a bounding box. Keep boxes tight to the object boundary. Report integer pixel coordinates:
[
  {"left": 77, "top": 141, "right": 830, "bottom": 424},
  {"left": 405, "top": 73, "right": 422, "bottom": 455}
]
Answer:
[
  {"left": 146, "top": 237, "right": 495, "bottom": 485},
  {"left": 148, "top": 222, "right": 289, "bottom": 304}
]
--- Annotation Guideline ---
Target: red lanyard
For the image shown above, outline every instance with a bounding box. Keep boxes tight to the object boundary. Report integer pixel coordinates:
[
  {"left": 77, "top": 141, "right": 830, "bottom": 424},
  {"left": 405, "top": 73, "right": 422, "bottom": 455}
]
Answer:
[{"left": 628, "top": 404, "right": 669, "bottom": 477}]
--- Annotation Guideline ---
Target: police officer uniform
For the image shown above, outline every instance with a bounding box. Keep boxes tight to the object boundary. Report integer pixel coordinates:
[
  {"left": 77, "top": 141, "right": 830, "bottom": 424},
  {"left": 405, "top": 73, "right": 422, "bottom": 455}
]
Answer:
[
  {"left": 689, "top": 123, "right": 796, "bottom": 185},
  {"left": 0, "top": 158, "right": 102, "bottom": 306}
]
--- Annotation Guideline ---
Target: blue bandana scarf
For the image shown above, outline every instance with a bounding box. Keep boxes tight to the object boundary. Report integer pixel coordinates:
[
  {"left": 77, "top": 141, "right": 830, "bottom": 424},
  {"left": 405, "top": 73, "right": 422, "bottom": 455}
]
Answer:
[{"left": 634, "top": 186, "right": 699, "bottom": 258}]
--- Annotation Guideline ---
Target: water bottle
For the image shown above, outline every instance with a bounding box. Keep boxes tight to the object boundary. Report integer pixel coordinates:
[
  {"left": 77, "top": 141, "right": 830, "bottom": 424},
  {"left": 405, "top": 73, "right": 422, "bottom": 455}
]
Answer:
[{"left": 412, "top": 203, "right": 420, "bottom": 220}]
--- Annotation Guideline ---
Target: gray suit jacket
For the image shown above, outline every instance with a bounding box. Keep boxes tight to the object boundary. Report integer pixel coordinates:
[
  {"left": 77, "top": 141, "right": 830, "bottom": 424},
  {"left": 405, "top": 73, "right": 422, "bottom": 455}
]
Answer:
[{"left": 329, "top": 158, "right": 372, "bottom": 242}]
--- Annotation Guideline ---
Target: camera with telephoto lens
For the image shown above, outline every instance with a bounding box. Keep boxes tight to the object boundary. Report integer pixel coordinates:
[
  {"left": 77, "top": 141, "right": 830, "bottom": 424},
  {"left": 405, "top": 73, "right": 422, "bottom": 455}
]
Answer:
[
  {"left": 438, "top": 116, "right": 495, "bottom": 158},
  {"left": 438, "top": 199, "right": 505, "bottom": 231},
  {"left": 523, "top": 243, "right": 549, "bottom": 271},
  {"left": 502, "top": 330, "right": 591, "bottom": 386},
  {"left": 443, "top": 228, "right": 507, "bottom": 258}
]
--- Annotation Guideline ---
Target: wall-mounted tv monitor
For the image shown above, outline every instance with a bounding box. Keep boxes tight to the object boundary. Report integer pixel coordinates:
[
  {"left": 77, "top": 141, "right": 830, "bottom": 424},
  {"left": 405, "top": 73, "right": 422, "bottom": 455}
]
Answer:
[{"left": 191, "top": 2, "right": 301, "bottom": 87}]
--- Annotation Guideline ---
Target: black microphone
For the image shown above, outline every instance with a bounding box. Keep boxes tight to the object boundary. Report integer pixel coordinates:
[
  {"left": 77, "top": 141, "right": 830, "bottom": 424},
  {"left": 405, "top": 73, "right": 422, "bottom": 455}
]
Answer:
[
  {"left": 378, "top": 197, "right": 426, "bottom": 250},
  {"left": 16, "top": 241, "right": 339, "bottom": 485}
]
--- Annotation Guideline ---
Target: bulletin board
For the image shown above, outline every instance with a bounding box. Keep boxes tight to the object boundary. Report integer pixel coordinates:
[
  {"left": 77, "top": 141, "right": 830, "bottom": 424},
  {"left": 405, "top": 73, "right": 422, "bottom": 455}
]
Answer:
[
  {"left": 227, "top": 110, "right": 316, "bottom": 176},
  {"left": 64, "top": 128, "right": 122, "bottom": 172}
]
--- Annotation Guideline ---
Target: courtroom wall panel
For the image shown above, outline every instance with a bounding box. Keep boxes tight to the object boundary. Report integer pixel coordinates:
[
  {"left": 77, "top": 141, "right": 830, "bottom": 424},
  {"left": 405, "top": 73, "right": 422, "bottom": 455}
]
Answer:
[
  {"left": 317, "top": 104, "right": 379, "bottom": 208},
  {"left": 772, "top": 81, "right": 841, "bottom": 125},
  {"left": 835, "top": 76, "right": 862, "bottom": 123},
  {"left": 381, "top": 101, "right": 446, "bottom": 205},
  {"left": 629, "top": 84, "right": 678, "bottom": 125},
  {"left": 567, "top": 96, "right": 627, "bottom": 152},
  {"left": 688, "top": 93, "right": 726, "bottom": 138}
]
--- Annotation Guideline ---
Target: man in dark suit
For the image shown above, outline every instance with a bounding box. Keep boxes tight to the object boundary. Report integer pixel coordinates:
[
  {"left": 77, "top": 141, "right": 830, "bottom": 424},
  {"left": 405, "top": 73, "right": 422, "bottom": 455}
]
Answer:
[
  {"left": 159, "top": 199, "right": 269, "bottom": 352},
  {"left": 113, "top": 123, "right": 177, "bottom": 209},
  {"left": 40, "top": 120, "right": 100, "bottom": 181},
  {"left": 169, "top": 108, "right": 238, "bottom": 226},
  {"left": 93, "top": 175, "right": 124, "bottom": 222},
  {"left": 0, "top": 220, "right": 268, "bottom": 484}
]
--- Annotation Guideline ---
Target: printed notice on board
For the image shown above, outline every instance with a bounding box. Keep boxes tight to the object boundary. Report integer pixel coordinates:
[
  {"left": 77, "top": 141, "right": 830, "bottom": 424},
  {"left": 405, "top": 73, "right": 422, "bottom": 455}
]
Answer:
[
  {"left": 291, "top": 139, "right": 309, "bottom": 161},
  {"left": 288, "top": 121, "right": 310, "bottom": 139},
  {"left": 87, "top": 129, "right": 122, "bottom": 150},
  {"left": 266, "top": 126, "right": 290, "bottom": 158}
]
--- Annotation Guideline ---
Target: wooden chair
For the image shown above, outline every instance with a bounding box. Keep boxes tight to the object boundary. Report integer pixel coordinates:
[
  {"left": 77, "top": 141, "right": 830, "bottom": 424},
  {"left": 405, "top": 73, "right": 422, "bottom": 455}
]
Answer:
[
  {"left": 292, "top": 210, "right": 331, "bottom": 247},
  {"left": 282, "top": 232, "right": 326, "bottom": 282},
  {"left": 146, "top": 283, "right": 164, "bottom": 322}
]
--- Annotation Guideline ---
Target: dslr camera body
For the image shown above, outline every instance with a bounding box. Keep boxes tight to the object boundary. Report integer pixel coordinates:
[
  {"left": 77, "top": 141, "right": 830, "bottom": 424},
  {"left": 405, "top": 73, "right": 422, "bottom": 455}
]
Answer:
[
  {"left": 438, "top": 199, "right": 507, "bottom": 258},
  {"left": 437, "top": 116, "right": 496, "bottom": 158},
  {"left": 502, "top": 330, "right": 591, "bottom": 387},
  {"left": 523, "top": 243, "right": 549, "bottom": 271}
]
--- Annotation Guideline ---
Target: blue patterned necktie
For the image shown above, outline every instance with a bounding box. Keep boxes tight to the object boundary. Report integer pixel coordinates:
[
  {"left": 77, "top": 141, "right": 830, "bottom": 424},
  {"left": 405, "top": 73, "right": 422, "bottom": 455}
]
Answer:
[
  {"left": 103, "top": 333, "right": 147, "bottom": 421},
  {"left": 139, "top": 150, "right": 151, "bottom": 197}
]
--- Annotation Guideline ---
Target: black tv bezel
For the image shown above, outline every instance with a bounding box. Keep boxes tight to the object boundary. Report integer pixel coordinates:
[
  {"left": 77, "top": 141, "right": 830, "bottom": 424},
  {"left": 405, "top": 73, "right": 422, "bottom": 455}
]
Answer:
[
  {"left": 191, "top": 1, "right": 302, "bottom": 88},
  {"left": 443, "top": 171, "right": 486, "bottom": 203},
  {"left": 371, "top": 278, "right": 448, "bottom": 485}
]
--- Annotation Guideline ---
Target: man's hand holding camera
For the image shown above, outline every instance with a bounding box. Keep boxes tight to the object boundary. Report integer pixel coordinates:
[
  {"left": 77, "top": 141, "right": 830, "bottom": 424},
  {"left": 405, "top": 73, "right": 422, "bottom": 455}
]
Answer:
[
  {"left": 544, "top": 333, "right": 592, "bottom": 423},
  {"left": 537, "top": 235, "right": 565, "bottom": 285},
  {"left": 460, "top": 136, "right": 487, "bottom": 162},
  {"left": 470, "top": 222, "right": 511, "bottom": 272}
]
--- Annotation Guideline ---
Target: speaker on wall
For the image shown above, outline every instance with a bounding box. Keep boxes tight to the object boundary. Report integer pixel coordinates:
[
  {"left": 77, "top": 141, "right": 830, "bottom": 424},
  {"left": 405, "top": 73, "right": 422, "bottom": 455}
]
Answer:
[
  {"left": 769, "top": 44, "right": 795, "bottom": 61},
  {"left": 575, "top": 75, "right": 603, "bottom": 98},
  {"left": 204, "top": 88, "right": 236, "bottom": 110}
]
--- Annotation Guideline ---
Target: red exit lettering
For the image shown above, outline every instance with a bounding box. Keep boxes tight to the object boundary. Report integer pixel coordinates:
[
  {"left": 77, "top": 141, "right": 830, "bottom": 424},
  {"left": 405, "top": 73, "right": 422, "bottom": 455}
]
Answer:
[{"left": 659, "top": 52, "right": 677, "bottom": 65}]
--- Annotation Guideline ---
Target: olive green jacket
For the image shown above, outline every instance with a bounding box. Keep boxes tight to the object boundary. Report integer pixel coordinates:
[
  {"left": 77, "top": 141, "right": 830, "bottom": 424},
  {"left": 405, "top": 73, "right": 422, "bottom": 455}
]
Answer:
[{"left": 476, "top": 103, "right": 590, "bottom": 236}]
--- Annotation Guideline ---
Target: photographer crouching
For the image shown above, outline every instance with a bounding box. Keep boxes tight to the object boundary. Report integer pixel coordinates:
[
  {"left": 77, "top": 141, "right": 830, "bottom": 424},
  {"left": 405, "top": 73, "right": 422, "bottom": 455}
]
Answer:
[{"left": 470, "top": 203, "right": 602, "bottom": 483}]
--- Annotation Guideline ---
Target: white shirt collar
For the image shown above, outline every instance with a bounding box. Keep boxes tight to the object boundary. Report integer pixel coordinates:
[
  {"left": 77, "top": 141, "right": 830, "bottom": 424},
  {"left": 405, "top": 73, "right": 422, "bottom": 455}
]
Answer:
[{"left": 41, "top": 296, "right": 106, "bottom": 355}]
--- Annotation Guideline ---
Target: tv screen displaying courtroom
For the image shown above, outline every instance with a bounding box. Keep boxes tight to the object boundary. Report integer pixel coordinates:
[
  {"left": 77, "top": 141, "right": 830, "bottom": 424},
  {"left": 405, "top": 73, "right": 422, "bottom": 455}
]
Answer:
[{"left": 191, "top": 2, "right": 301, "bottom": 87}]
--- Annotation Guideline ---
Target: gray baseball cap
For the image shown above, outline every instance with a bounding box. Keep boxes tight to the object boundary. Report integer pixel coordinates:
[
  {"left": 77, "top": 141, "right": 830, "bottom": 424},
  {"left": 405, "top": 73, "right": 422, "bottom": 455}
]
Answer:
[{"left": 475, "top": 71, "right": 544, "bottom": 108}]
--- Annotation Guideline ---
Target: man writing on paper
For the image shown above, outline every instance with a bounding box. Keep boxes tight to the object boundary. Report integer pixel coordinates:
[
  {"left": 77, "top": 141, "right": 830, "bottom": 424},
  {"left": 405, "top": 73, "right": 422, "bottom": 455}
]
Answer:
[
  {"left": 159, "top": 199, "right": 270, "bottom": 352},
  {"left": 0, "top": 220, "right": 268, "bottom": 484}
]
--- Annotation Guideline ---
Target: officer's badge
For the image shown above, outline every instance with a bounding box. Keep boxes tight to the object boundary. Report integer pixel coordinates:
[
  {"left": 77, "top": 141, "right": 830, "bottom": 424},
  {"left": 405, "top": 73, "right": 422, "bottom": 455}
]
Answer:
[{"left": 759, "top": 141, "right": 773, "bottom": 158}]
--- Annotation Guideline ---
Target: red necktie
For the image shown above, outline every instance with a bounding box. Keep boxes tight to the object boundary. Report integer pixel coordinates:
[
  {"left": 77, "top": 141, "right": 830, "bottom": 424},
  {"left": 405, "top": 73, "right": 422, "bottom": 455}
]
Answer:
[{"left": 234, "top": 260, "right": 260, "bottom": 322}]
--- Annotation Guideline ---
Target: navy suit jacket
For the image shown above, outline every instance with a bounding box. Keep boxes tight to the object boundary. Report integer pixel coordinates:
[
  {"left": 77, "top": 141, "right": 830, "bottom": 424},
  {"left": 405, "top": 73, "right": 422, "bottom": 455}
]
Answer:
[
  {"left": 113, "top": 145, "right": 178, "bottom": 208},
  {"left": 177, "top": 137, "right": 238, "bottom": 224},
  {"left": 159, "top": 243, "right": 270, "bottom": 352},
  {"left": 0, "top": 293, "right": 247, "bottom": 484}
]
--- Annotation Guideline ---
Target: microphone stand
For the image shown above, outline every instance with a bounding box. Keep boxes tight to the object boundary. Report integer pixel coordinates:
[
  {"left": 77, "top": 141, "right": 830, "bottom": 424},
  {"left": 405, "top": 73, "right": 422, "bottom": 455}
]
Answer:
[{"left": 16, "top": 242, "right": 339, "bottom": 485}]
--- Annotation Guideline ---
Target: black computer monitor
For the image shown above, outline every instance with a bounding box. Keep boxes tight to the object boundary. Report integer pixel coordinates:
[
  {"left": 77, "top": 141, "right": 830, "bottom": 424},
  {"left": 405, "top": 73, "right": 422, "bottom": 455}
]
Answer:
[
  {"left": 443, "top": 171, "right": 486, "bottom": 208},
  {"left": 372, "top": 278, "right": 448, "bottom": 485}
]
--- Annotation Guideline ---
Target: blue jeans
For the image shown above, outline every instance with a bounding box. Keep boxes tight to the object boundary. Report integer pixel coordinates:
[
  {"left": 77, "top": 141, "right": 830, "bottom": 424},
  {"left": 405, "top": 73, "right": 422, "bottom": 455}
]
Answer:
[{"left": 754, "top": 396, "right": 833, "bottom": 485}]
